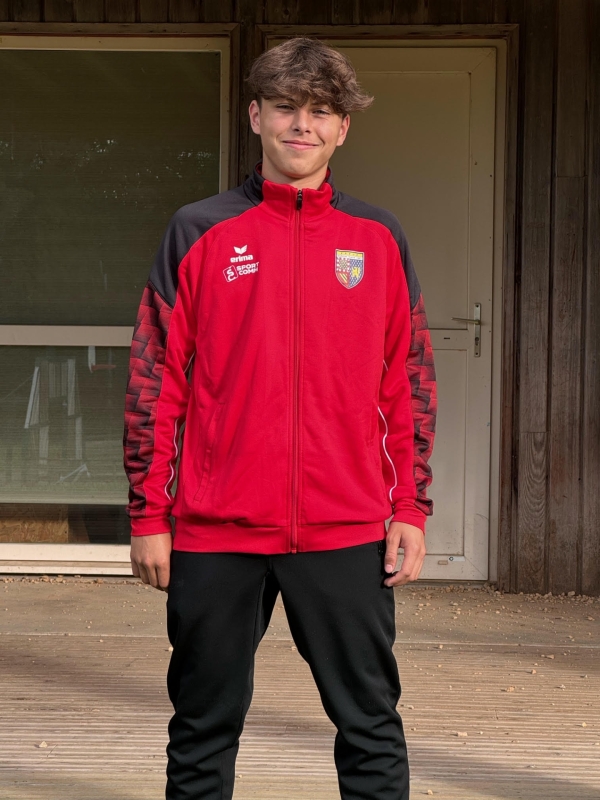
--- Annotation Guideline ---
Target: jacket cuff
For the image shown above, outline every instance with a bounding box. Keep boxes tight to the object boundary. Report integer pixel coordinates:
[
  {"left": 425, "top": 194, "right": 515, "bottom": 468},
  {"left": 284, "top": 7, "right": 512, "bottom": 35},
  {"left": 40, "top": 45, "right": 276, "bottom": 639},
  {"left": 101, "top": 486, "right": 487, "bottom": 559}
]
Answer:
[
  {"left": 390, "top": 506, "right": 427, "bottom": 534},
  {"left": 130, "top": 516, "right": 173, "bottom": 536}
]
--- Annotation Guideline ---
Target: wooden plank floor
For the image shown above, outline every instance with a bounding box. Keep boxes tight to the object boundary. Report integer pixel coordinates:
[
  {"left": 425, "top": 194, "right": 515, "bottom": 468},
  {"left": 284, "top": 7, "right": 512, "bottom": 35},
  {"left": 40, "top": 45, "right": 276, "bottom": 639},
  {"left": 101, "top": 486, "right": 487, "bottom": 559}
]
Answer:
[{"left": 0, "top": 578, "right": 599, "bottom": 799}]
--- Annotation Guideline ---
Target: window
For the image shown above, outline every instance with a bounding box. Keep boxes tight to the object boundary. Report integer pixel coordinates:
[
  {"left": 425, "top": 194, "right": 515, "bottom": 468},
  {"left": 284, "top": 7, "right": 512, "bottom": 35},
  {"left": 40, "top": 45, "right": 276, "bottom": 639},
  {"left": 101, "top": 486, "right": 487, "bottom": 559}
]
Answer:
[{"left": 0, "top": 36, "right": 229, "bottom": 566}]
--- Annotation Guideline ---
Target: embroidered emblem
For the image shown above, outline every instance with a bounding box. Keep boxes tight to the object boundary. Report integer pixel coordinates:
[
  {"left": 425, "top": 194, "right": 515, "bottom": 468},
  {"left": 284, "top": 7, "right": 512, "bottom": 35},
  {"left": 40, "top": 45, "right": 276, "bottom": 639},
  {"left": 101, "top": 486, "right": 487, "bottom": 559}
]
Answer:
[
  {"left": 335, "top": 249, "right": 364, "bottom": 289},
  {"left": 224, "top": 245, "right": 259, "bottom": 282}
]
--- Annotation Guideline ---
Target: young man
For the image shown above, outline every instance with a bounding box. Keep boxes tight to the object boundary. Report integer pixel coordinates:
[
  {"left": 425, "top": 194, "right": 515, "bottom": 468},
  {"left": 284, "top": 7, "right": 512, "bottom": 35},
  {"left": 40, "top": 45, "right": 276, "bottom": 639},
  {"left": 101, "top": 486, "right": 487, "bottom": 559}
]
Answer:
[{"left": 124, "top": 37, "right": 436, "bottom": 800}]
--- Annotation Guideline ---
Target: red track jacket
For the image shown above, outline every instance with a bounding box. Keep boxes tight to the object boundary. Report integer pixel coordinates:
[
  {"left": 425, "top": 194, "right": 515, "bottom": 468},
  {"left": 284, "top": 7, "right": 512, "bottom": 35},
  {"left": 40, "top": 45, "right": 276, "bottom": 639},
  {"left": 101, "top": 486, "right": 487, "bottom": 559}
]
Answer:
[{"left": 123, "top": 165, "right": 437, "bottom": 553}]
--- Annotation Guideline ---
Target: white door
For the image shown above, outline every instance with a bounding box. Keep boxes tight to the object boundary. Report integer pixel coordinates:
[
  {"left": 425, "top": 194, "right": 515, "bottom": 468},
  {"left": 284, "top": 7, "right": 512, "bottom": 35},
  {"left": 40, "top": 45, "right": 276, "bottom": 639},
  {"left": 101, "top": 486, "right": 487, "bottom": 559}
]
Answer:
[{"left": 331, "top": 46, "right": 497, "bottom": 581}]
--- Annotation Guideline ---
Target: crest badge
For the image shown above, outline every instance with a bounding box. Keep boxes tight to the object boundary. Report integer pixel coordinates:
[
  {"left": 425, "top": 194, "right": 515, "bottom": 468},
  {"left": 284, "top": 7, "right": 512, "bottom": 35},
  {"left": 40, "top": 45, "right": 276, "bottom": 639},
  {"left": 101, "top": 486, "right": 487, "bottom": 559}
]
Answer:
[{"left": 335, "top": 249, "right": 364, "bottom": 289}]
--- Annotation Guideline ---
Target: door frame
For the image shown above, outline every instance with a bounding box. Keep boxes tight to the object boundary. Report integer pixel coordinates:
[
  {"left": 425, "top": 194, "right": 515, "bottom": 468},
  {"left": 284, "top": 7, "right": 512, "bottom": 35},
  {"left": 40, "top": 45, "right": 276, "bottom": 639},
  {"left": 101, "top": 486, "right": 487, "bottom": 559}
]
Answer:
[{"left": 255, "top": 24, "right": 519, "bottom": 584}]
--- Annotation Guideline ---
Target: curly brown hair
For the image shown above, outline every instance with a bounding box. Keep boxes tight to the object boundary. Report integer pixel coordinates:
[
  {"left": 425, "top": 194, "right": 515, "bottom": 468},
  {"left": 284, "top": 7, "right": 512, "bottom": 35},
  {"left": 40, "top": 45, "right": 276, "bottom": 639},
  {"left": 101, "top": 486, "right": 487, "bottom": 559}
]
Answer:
[{"left": 246, "top": 37, "right": 373, "bottom": 116}]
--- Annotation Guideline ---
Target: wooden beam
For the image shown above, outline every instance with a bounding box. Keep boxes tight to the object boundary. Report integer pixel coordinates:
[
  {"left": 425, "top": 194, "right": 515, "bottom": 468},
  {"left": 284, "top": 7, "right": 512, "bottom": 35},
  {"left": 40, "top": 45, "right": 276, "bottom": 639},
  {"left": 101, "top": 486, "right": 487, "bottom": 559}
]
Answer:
[
  {"left": 582, "top": 0, "right": 600, "bottom": 596},
  {"left": 256, "top": 23, "right": 518, "bottom": 40},
  {"left": 497, "top": 22, "right": 520, "bottom": 592},
  {"left": 515, "top": 0, "right": 556, "bottom": 593},
  {"left": 0, "top": 21, "right": 237, "bottom": 32},
  {"left": 546, "top": 0, "right": 588, "bottom": 594}
]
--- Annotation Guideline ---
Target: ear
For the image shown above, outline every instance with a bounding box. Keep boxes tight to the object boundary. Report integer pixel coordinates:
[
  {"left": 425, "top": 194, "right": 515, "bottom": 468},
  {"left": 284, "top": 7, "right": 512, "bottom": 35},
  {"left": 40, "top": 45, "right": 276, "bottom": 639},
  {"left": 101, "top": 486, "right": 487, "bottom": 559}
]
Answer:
[
  {"left": 249, "top": 99, "right": 261, "bottom": 135},
  {"left": 336, "top": 114, "right": 350, "bottom": 147}
]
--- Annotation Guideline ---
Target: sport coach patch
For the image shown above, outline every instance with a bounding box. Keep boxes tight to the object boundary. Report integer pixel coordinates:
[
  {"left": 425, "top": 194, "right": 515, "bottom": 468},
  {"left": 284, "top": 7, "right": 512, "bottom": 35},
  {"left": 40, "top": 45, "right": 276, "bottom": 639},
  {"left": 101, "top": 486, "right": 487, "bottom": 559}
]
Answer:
[{"left": 335, "top": 249, "right": 364, "bottom": 289}]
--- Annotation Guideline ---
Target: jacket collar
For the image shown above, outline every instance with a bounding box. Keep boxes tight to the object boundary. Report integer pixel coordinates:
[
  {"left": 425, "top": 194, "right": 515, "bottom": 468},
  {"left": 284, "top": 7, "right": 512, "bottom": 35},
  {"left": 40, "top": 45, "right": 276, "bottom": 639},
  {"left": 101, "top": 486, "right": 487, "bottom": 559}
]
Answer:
[{"left": 243, "top": 162, "right": 338, "bottom": 219}]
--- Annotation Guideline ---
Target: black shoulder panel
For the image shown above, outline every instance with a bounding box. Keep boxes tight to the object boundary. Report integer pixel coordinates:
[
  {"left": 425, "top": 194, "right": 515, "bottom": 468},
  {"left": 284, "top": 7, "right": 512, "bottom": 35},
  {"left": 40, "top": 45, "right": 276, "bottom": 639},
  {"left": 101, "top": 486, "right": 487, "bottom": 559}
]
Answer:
[
  {"left": 334, "top": 192, "right": 422, "bottom": 309},
  {"left": 149, "top": 185, "right": 253, "bottom": 307}
]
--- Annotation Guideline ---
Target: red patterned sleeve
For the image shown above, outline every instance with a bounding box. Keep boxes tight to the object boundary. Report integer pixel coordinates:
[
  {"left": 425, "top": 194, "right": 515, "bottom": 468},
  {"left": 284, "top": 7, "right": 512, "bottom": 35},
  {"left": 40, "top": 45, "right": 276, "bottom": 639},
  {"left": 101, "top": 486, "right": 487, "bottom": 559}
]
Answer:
[
  {"left": 123, "top": 274, "right": 196, "bottom": 535},
  {"left": 405, "top": 293, "right": 437, "bottom": 519},
  {"left": 379, "top": 234, "right": 437, "bottom": 534}
]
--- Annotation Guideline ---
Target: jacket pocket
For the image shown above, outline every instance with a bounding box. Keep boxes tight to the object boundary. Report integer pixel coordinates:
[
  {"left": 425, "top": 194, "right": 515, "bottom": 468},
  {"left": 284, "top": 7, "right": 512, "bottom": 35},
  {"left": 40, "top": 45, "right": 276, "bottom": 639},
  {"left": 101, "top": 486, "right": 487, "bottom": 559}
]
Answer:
[{"left": 193, "top": 402, "right": 224, "bottom": 504}]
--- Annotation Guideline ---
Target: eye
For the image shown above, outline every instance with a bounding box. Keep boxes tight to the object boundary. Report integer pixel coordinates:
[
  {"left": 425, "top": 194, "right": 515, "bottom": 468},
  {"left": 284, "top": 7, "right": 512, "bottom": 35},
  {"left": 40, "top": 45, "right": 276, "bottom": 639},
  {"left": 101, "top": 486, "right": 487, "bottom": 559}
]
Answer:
[
  {"left": 314, "top": 108, "right": 330, "bottom": 116},
  {"left": 276, "top": 103, "right": 294, "bottom": 111}
]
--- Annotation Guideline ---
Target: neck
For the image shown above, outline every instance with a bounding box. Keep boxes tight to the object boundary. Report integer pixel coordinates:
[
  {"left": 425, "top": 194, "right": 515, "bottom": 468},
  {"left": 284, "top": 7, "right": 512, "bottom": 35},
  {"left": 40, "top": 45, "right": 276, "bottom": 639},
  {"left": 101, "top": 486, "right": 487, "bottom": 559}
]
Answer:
[{"left": 260, "top": 157, "right": 328, "bottom": 190}]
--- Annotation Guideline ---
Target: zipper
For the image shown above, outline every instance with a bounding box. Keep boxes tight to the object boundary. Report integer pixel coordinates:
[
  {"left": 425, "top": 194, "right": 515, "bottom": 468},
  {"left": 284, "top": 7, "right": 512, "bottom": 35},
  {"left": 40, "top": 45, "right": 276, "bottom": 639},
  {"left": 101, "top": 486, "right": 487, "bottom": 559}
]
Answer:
[{"left": 290, "top": 188, "right": 303, "bottom": 552}]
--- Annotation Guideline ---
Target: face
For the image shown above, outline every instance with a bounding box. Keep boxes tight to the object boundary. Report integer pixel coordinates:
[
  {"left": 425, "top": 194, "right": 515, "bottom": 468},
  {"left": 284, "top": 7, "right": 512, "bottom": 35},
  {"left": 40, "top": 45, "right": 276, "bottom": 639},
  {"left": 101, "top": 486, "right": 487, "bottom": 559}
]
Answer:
[{"left": 249, "top": 97, "right": 350, "bottom": 188}]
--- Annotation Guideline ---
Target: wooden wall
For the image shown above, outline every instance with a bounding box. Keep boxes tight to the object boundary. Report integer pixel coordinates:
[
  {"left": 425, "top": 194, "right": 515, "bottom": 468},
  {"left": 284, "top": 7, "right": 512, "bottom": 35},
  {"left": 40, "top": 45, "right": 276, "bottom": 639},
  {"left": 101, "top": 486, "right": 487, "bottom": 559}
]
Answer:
[{"left": 0, "top": 0, "right": 598, "bottom": 595}]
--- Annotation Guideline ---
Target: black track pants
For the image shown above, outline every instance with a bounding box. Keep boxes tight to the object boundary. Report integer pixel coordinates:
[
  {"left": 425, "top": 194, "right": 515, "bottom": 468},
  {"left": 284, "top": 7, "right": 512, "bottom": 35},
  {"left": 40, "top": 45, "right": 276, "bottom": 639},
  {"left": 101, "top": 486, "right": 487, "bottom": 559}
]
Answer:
[{"left": 165, "top": 540, "right": 409, "bottom": 800}]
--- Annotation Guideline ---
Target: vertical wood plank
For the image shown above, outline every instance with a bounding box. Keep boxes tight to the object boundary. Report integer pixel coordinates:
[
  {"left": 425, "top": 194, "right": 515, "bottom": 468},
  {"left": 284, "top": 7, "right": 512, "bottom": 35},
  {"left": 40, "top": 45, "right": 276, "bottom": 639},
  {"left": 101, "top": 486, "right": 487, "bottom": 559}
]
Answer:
[
  {"left": 492, "top": 0, "right": 509, "bottom": 23},
  {"left": 358, "top": 0, "right": 392, "bottom": 23},
  {"left": 425, "top": 0, "right": 461, "bottom": 24},
  {"left": 201, "top": 0, "right": 233, "bottom": 22},
  {"left": 555, "top": 0, "right": 587, "bottom": 177},
  {"left": 11, "top": 0, "right": 43, "bottom": 19},
  {"left": 0, "top": 0, "right": 10, "bottom": 20},
  {"left": 497, "top": 24, "right": 521, "bottom": 592},
  {"left": 331, "top": 0, "right": 358, "bottom": 24},
  {"left": 499, "top": 0, "right": 523, "bottom": 25},
  {"left": 265, "top": 0, "right": 300, "bottom": 24},
  {"left": 74, "top": 0, "right": 104, "bottom": 21},
  {"left": 296, "top": 0, "right": 329, "bottom": 24},
  {"left": 582, "top": 0, "right": 600, "bottom": 597},
  {"left": 518, "top": 1, "right": 555, "bottom": 434},
  {"left": 392, "top": 0, "right": 427, "bottom": 24},
  {"left": 169, "top": 0, "right": 200, "bottom": 22},
  {"left": 547, "top": 0, "right": 588, "bottom": 594},
  {"left": 548, "top": 178, "right": 585, "bottom": 594},
  {"left": 44, "top": 0, "right": 75, "bottom": 20},
  {"left": 516, "top": 433, "right": 547, "bottom": 592},
  {"left": 460, "top": 0, "right": 494, "bottom": 24},
  {"left": 105, "top": 0, "right": 136, "bottom": 21},
  {"left": 235, "top": 0, "right": 265, "bottom": 183},
  {"left": 515, "top": 0, "right": 556, "bottom": 593},
  {"left": 139, "top": 0, "right": 169, "bottom": 21}
]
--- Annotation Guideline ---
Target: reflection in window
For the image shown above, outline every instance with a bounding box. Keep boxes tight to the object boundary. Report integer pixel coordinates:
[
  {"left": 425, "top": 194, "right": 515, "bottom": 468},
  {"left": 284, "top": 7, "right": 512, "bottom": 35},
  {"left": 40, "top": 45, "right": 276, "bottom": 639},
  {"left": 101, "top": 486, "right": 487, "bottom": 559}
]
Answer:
[{"left": 0, "top": 346, "right": 129, "bottom": 504}]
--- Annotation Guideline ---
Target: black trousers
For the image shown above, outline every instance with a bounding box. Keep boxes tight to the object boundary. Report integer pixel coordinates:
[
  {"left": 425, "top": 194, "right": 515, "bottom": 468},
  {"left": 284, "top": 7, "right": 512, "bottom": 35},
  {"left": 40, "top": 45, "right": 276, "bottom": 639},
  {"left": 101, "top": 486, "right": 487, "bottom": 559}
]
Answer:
[{"left": 165, "top": 540, "right": 409, "bottom": 800}]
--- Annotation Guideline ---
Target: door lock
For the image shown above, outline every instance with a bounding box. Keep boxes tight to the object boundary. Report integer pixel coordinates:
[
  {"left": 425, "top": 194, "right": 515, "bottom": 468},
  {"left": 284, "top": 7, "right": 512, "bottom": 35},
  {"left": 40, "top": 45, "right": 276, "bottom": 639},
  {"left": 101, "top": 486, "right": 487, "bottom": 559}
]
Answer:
[{"left": 452, "top": 303, "right": 481, "bottom": 357}]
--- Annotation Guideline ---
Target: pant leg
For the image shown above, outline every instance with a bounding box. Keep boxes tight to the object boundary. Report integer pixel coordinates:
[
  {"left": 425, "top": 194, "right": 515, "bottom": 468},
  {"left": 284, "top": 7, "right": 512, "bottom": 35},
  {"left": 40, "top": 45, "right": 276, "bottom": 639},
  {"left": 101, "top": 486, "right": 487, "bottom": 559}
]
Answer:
[
  {"left": 165, "top": 550, "right": 279, "bottom": 800},
  {"left": 273, "top": 540, "right": 409, "bottom": 800}
]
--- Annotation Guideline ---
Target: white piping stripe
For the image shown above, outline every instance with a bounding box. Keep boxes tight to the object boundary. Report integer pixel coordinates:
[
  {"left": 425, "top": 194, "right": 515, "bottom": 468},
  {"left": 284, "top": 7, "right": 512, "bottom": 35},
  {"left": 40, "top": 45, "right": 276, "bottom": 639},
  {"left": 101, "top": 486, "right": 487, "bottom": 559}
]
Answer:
[
  {"left": 184, "top": 352, "right": 195, "bottom": 375},
  {"left": 378, "top": 406, "right": 398, "bottom": 504},
  {"left": 163, "top": 354, "right": 193, "bottom": 501},
  {"left": 164, "top": 418, "right": 180, "bottom": 500}
]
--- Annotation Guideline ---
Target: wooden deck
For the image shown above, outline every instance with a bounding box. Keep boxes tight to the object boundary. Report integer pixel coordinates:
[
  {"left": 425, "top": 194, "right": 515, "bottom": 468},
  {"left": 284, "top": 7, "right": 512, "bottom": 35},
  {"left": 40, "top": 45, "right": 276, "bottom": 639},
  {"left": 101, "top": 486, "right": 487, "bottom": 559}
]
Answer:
[{"left": 0, "top": 578, "right": 598, "bottom": 799}]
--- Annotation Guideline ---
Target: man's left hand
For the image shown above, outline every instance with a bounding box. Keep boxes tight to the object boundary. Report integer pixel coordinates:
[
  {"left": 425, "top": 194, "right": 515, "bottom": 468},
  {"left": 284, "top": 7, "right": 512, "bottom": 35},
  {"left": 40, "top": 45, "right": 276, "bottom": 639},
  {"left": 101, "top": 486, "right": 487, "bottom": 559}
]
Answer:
[{"left": 383, "top": 521, "right": 426, "bottom": 587}]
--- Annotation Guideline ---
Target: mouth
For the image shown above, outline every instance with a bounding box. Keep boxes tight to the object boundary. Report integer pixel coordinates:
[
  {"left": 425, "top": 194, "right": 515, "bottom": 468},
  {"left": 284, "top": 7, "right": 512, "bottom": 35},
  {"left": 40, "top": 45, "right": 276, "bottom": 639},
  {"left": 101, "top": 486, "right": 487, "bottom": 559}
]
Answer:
[{"left": 282, "top": 140, "right": 319, "bottom": 150}]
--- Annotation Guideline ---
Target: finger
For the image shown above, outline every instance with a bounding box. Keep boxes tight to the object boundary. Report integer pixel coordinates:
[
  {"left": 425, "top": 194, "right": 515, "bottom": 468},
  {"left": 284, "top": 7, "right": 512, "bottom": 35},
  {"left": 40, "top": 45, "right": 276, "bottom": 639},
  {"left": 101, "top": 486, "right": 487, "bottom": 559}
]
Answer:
[
  {"left": 137, "top": 562, "right": 152, "bottom": 587},
  {"left": 386, "top": 546, "right": 426, "bottom": 587},
  {"left": 384, "top": 550, "right": 417, "bottom": 587},
  {"left": 384, "top": 537, "right": 400, "bottom": 575},
  {"left": 156, "top": 560, "right": 171, "bottom": 592},
  {"left": 130, "top": 557, "right": 140, "bottom": 578}
]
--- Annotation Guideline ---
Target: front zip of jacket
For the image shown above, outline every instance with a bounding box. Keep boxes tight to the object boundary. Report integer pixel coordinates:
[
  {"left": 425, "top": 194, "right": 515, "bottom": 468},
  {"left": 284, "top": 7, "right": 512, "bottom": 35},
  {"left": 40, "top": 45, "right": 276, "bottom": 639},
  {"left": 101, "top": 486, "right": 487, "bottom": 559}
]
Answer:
[
  {"left": 291, "top": 187, "right": 303, "bottom": 553},
  {"left": 123, "top": 165, "right": 437, "bottom": 555}
]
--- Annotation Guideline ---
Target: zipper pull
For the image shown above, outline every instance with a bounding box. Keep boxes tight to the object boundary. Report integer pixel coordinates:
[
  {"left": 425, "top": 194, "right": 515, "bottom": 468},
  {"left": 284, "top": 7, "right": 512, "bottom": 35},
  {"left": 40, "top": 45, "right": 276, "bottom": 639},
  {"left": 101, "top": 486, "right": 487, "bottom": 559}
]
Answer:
[{"left": 296, "top": 188, "right": 303, "bottom": 210}]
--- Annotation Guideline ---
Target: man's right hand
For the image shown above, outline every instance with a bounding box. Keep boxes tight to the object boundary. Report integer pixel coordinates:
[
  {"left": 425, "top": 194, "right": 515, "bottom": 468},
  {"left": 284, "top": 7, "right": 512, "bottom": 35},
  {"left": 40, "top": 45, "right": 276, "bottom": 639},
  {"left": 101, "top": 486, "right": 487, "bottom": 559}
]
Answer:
[{"left": 130, "top": 533, "right": 173, "bottom": 591}]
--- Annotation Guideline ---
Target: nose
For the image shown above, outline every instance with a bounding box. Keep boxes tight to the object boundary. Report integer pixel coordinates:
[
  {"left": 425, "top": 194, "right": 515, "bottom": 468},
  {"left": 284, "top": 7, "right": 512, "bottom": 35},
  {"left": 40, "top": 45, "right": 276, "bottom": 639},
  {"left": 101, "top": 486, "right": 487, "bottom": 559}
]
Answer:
[{"left": 292, "top": 107, "right": 312, "bottom": 132}]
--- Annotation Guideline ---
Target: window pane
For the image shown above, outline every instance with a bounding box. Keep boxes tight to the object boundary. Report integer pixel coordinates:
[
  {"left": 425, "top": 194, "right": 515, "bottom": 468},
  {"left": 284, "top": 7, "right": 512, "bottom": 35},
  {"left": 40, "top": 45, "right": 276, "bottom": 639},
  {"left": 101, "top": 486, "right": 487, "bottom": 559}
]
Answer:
[
  {"left": 0, "top": 503, "right": 131, "bottom": 544},
  {"left": 0, "top": 49, "right": 221, "bottom": 325},
  {"left": 0, "top": 346, "right": 129, "bottom": 504}
]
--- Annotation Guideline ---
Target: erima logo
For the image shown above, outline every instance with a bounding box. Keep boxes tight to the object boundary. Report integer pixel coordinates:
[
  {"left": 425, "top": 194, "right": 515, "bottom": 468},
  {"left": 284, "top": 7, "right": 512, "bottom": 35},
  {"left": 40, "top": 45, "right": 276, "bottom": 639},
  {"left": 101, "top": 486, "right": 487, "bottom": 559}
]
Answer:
[{"left": 224, "top": 245, "right": 259, "bottom": 281}]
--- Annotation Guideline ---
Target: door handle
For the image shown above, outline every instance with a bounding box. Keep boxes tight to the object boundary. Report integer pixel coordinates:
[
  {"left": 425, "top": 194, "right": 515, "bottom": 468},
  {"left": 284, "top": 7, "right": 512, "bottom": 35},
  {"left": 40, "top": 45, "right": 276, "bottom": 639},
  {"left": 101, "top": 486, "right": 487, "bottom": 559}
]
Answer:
[{"left": 451, "top": 303, "right": 481, "bottom": 357}]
